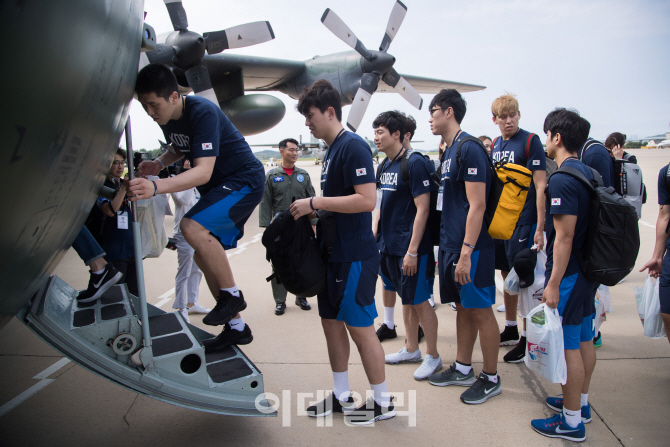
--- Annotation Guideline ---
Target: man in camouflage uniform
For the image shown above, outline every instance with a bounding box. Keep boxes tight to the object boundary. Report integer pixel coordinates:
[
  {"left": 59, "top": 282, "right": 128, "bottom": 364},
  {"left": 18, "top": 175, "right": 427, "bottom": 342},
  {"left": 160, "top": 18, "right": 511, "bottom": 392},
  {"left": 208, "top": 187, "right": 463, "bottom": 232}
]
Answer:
[{"left": 259, "top": 138, "right": 317, "bottom": 315}]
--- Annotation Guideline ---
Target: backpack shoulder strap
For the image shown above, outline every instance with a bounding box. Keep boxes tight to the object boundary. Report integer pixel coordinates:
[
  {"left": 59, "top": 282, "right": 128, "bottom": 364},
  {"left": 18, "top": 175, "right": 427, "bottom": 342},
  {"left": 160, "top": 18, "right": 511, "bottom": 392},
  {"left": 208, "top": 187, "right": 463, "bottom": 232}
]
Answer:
[
  {"left": 553, "top": 166, "right": 604, "bottom": 192},
  {"left": 525, "top": 133, "right": 536, "bottom": 160},
  {"left": 580, "top": 139, "right": 603, "bottom": 160},
  {"left": 376, "top": 157, "right": 389, "bottom": 187},
  {"left": 400, "top": 150, "right": 426, "bottom": 184},
  {"left": 456, "top": 136, "right": 489, "bottom": 164}
]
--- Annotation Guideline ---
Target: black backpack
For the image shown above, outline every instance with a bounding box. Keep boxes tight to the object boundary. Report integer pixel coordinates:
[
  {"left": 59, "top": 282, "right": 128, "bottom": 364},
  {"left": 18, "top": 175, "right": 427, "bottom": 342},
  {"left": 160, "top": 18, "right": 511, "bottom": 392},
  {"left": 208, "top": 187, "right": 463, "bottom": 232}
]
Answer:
[
  {"left": 261, "top": 208, "right": 326, "bottom": 297},
  {"left": 376, "top": 150, "right": 441, "bottom": 246},
  {"left": 548, "top": 166, "right": 640, "bottom": 286}
]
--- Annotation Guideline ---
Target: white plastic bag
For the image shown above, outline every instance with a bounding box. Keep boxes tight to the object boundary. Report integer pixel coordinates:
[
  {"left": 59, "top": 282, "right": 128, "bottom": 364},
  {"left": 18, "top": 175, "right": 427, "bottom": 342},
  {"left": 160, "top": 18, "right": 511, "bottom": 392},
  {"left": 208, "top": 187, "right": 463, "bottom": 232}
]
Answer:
[
  {"left": 135, "top": 189, "right": 169, "bottom": 259},
  {"left": 519, "top": 251, "right": 546, "bottom": 318},
  {"left": 640, "top": 276, "right": 666, "bottom": 339},
  {"left": 524, "top": 303, "right": 567, "bottom": 385},
  {"left": 594, "top": 285, "right": 613, "bottom": 333},
  {"left": 504, "top": 267, "right": 520, "bottom": 296}
]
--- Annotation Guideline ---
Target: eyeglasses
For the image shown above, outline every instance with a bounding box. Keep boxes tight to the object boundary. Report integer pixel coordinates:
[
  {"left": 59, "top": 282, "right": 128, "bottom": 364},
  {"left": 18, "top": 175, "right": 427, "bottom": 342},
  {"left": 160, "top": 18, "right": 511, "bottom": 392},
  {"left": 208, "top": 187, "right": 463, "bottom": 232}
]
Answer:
[
  {"left": 112, "top": 161, "right": 125, "bottom": 166},
  {"left": 430, "top": 107, "right": 451, "bottom": 117}
]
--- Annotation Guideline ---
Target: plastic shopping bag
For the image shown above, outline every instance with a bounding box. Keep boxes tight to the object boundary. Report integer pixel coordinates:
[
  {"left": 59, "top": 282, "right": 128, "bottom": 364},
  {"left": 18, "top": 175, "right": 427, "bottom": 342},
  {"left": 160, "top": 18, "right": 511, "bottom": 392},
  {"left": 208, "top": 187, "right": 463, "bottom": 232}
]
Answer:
[
  {"left": 640, "top": 276, "right": 666, "bottom": 339},
  {"left": 524, "top": 303, "right": 567, "bottom": 385},
  {"left": 519, "top": 250, "right": 546, "bottom": 318},
  {"left": 135, "top": 190, "right": 169, "bottom": 259},
  {"left": 594, "top": 285, "right": 613, "bottom": 333},
  {"left": 504, "top": 268, "right": 520, "bottom": 296}
]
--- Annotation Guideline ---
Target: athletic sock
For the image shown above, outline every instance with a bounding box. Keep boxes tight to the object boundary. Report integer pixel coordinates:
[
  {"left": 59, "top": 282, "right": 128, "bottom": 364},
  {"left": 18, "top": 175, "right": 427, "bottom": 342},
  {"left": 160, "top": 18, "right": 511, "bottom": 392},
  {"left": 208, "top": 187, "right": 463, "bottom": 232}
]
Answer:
[
  {"left": 455, "top": 361, "right": 472, "bottom": 375},
  {"left": 505, "top": 320, "right": 517, "bottom": 327},
  {"left": 521, "top": 330, "right": 527, "bottom": 337},
  {"left": 383, "top": 307, "right": 395, "bottom": 329},
  {"left": 92, "top": 268, "right": 105, "bottom": 276},
  {"left": 221, "top": 285, "right": 240, "bottom": 298},
  {"left": 482, "top": 371, "right": 498, "bottom": 384},
  {"left": 229, "top": 317, "right": 244, "bottom": 331},
  {"left": 563, "top": 407, "right": 581, "bottom": 428},
  {"left": 332, "top": 371, "right": 350, "bottom": 402},
  {"left": 428, "top": 296, "right": 435, "bottom": 307},
  {"left": 370, "top": 381, "right": 390, "bottom": 407},
  {"left": 581, "top": 393, "right": 589, "bottom": 408}
]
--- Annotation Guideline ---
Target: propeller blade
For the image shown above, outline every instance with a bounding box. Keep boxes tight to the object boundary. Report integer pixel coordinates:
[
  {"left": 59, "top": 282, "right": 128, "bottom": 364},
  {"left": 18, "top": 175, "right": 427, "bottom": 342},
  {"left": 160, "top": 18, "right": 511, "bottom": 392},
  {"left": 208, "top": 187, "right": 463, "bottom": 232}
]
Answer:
[
  {"left": 360, "top": 72, "right": 380, "bottom": 95},
  {"left": 321, "top": 8, "right": 374, "bottom": 61},
  {"left": 382, "top": 69, "right": 422, "bottom": 109},
  {"left": 144, "top": 43, "right": 176, "bottom": 65},
  {"left": 379, "top": 0, "right": 407, "bottom": 52},
  {"left": 164, "top": 0, "right": 188, "bottom": 31},
  {"left": 346, "top": 87, "right": 373, "bottom": 133},
  {"left": 185, "top": 63, "right": 218, "bottom": 105},
  {"left": 204, "top": 21, "right": 275, "bottom": 54}
]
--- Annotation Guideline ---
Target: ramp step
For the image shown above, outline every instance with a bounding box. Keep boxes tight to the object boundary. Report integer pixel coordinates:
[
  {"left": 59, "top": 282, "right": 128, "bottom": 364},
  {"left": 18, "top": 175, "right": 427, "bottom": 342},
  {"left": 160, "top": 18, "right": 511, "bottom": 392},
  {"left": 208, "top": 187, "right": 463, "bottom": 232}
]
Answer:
[
  {"left": 148, "top": 313, "right": 182, "bottom": 337},
  {"left": 207, "top": 358, "right": 254, "bottom": 384},
  {"left": 100, "top": 303, "right": 127, "bottom": 320},
  {"left": 73, "top": 309, "right": 95, "bottom": 327},
  {"left": 152, "top": 333, "right": 194, "bottom": 356},
  {"left": 204, "top": 347, "right": 237, "bottom": 363}
]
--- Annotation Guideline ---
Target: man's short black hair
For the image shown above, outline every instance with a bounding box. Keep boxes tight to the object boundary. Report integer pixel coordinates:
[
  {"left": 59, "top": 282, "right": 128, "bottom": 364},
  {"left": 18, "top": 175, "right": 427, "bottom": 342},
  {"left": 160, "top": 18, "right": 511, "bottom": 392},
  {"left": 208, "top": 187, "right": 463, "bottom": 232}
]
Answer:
[
  {"left": 401, "top": 112, "right": 417, "bottom": 139},
  {"left": 429, "top": 89, "right": 467, "bottom": 124},
  {"left": 543, "top": 108, "right": 590, "bottom": 154},
  {"left": 372, "top": 111, "right": 406, "bottom": 143},
  {"left": 279, "top": 138, "right": 299, "bottom": 150},
  {"left": 136, "top": 64, "right": 179, "bottom": 101},
  {"left": 297, "top": 79, "right": 342, "bottom": 122},
  {"left": 116, "top": 148, "right": 127, "bottom": 160}
]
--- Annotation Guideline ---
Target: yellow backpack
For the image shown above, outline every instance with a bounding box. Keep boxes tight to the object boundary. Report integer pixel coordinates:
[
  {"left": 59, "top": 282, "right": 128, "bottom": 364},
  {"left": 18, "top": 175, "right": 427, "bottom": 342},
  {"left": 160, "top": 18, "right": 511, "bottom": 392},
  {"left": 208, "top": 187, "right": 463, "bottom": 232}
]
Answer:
[{"left": 456, "top": 137, "right": 533, "bottom": 240}]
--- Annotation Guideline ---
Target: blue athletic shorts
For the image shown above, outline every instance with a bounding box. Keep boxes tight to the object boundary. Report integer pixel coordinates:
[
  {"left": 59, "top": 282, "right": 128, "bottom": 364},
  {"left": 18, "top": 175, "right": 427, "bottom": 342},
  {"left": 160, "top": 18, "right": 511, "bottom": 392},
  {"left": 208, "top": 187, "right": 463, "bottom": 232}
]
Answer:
[
  {"left": 379, "top": 252, "right": 433, "bottom": 305},
  {"left": 317, "top": 254, "right": 379, "bottom": 327},
  {"left": 184, "top": 177, "right": 264, "bottom": 250},
  {"left": 438, "top": 246, "right": 495, "bottom": 309},
  {"left": 545, "top": 271, "right": 597, "bottom": 350},
  {"left": 503, "top": 224, "right": 537, "bottom": 271},
  {"left": 659, "top": 249, "right": 670, "bottom": 315},
  {"left": 380, "top": 267, "right": 396, "bottom": 292}
]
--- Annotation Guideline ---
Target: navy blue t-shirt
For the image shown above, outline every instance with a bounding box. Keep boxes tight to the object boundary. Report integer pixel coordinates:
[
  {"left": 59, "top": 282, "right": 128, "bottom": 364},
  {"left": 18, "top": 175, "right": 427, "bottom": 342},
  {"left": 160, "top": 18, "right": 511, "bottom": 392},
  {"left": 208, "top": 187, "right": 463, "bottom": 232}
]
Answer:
[
  {"left": 579, "top": 139, "right": 614, "bottom": 188},
  {"left": 440, "top": 131, "right": 493, "bottom": 253},
  {"left": 320, "top": 130, "right": 377, "bottom": 263},
  {"left": 160, "top": 95, "right": 264, "bottom": 194},
  {"left": 658, "top": 164, "right": 670, "bottom": 250},
  {"left": 377, "top": 151, "right": 434, "bottom": 256},
  {"left": 491, "top": 129, "right": 545, "bottom": 225},
  {"left": 545, "top": 158, "right": 594, "bottom": 277}
]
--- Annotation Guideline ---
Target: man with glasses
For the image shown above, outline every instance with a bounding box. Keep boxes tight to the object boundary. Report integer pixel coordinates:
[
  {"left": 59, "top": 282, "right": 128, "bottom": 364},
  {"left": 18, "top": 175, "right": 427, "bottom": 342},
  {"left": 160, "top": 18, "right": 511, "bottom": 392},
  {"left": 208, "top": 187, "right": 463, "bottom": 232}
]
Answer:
[
  {"left": 259, "top": 138, "right": 316, "bottom": 315},
  {"left": 426, "top": 89, "right": 501, "bottom": 405}
]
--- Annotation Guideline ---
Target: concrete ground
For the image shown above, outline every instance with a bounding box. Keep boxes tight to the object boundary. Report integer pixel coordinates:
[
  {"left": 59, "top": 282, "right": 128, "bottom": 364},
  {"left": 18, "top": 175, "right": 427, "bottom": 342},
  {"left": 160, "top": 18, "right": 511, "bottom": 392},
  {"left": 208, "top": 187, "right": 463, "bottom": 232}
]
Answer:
[{"left": 0, "top": 149, "right": 668, "bottom": 446}]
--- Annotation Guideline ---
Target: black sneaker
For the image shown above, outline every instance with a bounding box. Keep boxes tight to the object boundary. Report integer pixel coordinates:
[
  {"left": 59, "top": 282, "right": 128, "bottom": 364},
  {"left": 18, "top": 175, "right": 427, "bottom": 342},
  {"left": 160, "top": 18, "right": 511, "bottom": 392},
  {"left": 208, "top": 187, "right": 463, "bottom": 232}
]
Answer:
[
  {"left": 76, "top": 264, "right": 123, "bottom": 303},
  {"left": 345, "top": 396, "right": 396, "bottom": 426},
  {"left": 503, "top": 336, "right": 526, "bottom": 363},
  {"left": 202, "top": 323, "right": 253, "bottom": 353},
  {"left": 306, "top": 392, "right": 355, "bottom": 417},
  {"left": 203, "top": 290, "right": 247, "bottom": 326},
  {"left": 275, "top": 302, "right": 286, "bottom": 315},
  {"left": 460, "top": 373, "right": 501, "bottom": 405},
  {"left": 295, "top": 297, "right": 311, "bottom": 310},
  {"left": 376, "top": 323, "right": 397, "bottom": 342},
  {"left": 418, "top": 325, "right": 424, "bottom": 343},
  {"left": 500, "top": 325, "right": 520, "bottom": 346}
]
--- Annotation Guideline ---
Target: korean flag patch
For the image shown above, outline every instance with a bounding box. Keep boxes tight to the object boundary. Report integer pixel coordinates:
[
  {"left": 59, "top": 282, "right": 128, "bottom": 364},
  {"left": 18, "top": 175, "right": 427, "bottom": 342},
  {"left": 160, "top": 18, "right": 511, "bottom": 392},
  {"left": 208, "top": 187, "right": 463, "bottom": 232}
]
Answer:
[
  {"left": 423, "top": 180, "right": 430, "bottom": 187},
  {"left": 202, "top": 142, "right": 213, "bottom": 150},
  {"left": 356, "top": 168, "right": 366, "bottom": 176},
  {"left": 468, "top": 168, "right": 477, "bottom": 175},
  {"left": 533, "top": 160, "right": 541, "bottom": 166},
  {"left": 551, "top": 198, "right": 561, "bottom": 206}
]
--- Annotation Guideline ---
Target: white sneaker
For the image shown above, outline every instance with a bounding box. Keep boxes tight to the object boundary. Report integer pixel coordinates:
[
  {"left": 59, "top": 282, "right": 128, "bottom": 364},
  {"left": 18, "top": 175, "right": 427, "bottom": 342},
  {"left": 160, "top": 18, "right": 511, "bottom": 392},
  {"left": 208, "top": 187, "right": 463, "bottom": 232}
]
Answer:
[
  {"left": 177, "top": 308, "right": 190, "bottom": 323},
  {"left": 414, "top": 354, "right": 443, "bottom": 380},
  {"left": 188, "top": 302, "right": 211, "bottom": 314},
  {"left": 497, "top": 304, "right": 506, "bottom": 312},
  {"left": 450, "top": 302, "right": 457, "bottom": 311},
  {"left": 428, "top": 296, "right": 435, "bottom": 309},
  {"left": 385, "top": 346, "right": 422, "bottom": 364}
]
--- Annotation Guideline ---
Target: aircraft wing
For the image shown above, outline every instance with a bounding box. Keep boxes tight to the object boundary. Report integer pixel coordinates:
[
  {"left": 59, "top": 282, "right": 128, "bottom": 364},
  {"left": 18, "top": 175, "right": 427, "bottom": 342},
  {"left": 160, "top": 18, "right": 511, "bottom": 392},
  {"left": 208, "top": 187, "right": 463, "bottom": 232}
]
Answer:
[
  {"left": 204, "top": 53, "right": 306, "bottom": 90},
  {"left": 378, "top": 74, "right": 485, "bottom": 94}
]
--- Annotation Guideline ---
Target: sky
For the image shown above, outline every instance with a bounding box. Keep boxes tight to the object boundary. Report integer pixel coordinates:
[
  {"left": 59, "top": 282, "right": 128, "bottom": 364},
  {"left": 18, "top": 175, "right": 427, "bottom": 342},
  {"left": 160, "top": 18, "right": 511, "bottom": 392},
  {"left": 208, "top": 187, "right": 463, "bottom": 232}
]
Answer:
[{"left": 127, "top": 0, "right": 670, "bottom": 152}]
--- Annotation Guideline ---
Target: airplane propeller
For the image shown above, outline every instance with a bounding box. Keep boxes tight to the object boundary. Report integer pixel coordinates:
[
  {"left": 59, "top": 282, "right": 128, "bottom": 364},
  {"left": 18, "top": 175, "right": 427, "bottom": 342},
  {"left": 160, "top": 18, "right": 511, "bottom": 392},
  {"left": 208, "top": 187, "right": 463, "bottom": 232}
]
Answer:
[
  {"left": 140, "top": 0, "right": 275, "bottom": 105},
  {"left": 320, "top": 0, "right": 423, "bottom": 132}
]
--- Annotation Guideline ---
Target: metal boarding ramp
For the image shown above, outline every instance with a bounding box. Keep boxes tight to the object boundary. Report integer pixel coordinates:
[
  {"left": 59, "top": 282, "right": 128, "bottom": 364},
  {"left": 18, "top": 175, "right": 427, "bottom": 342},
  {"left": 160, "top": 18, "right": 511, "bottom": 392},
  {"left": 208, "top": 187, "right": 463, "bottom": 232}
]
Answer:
[{"left": 18, "top": 117, "right": 275, "bottom": 417}]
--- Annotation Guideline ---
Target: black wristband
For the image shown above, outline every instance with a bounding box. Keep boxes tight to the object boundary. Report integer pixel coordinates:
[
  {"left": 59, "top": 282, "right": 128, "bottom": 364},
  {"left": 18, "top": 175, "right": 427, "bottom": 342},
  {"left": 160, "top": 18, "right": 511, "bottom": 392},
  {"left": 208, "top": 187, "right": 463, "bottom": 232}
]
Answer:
[
  {"left": 310, "top": 196, "right": 315, "bottom": 211},
  {"left": 151, "top": 180, "right": 158, "bottom": 197}
]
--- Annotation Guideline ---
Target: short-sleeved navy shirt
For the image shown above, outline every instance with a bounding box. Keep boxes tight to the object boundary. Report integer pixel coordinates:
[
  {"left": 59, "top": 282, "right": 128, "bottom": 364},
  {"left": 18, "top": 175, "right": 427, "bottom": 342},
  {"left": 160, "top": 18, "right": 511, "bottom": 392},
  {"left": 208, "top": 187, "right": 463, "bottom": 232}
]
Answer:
[
  {"left": 658, "top": 164, "right": 670, "bottom": 250},
  {"left": 320, "top": 131, "right": 377, "bottom": 263},
  {"left": 440, "top": 131, "right": 493, "bottom": 253},
  {"left": 377, "top": 151, "right": 435, "bottom": 256},
  {"left": 160, "top": 95, "right": 264, "bottom": 195},
  {"left": 545, "top": 158, "right": 594, "bottom": 277},
  {"left": 491, "top": 129, "right": 546, "bottom": 225},
  {"left": 87, "top": 178, "right": 134, "bottom": 262},
  {"left": 579, "top": 139, "right": 614, "bottom": 188}
]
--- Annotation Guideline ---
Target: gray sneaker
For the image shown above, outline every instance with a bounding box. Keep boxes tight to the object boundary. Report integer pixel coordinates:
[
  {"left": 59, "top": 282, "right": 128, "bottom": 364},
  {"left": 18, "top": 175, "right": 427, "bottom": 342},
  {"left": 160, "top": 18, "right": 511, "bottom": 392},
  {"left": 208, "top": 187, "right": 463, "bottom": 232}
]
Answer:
[
  {"left": 428, "top": 362, "right": 475, "bottom": 387},
  {"left": 460, "top": 373, "right": 501, "bottom": 404}
]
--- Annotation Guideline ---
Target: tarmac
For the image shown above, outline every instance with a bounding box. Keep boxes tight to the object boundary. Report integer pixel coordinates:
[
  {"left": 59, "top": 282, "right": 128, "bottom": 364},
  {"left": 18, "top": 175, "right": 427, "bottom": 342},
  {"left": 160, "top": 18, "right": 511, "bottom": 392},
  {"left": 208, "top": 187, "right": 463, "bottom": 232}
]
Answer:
[{"left": 0, "top": 149, "right": 668, "bottom": 446}]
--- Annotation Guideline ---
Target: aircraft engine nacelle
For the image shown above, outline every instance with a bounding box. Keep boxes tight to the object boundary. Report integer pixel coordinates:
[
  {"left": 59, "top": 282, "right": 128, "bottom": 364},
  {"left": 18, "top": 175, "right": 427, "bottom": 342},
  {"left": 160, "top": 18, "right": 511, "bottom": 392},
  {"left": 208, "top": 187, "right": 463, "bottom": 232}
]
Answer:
[{"left": 219, "top": 94, "right": 285, "bottom": 136}]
